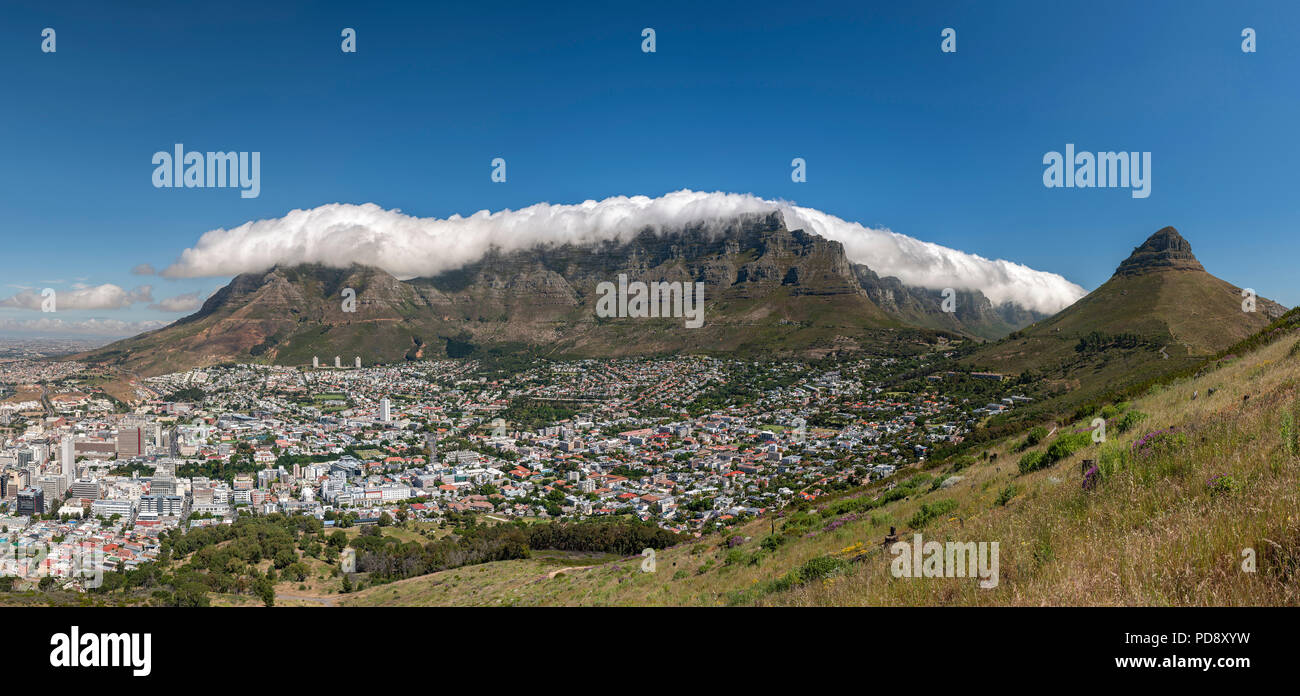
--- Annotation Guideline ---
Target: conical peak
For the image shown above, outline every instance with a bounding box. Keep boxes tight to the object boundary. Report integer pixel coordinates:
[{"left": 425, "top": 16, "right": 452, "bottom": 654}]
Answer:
[{"left": 1114, "top": 226, "right": 1204, "bottom": 276}]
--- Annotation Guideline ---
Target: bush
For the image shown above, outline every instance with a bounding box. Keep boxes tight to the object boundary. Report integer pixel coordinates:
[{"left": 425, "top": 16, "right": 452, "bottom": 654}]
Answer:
[
  {"left": 1131, "top": 428, "right": 1187, "bottom": 459},
  {"left": 1019, "top": 450, "right": 1048, "bottom": 474},
  {"left": 949, "top": 455, "right": 976, "bottom": 472},
  {"left": 1115, "top": 410, "right": 1148, "bottom": 434},
  {"left": 1015, "top": 426, "right": 1049, "bottom": 452},
  {"left": 1046, "top": 431, "right": 1092, "bottom": 463},
  {"left": 908, "top": 499, "right": 958, "bottom": 528},
  {"left": 1096, "top": 443, "right": 1127, "bottom": 482},
  {"left": 1207, "top": 474, "right": 1240, "bottom": 497},
  {"left": 796, "top": 555, "right": 849, "bottom": 583},
  {"left": 995, "top": 484, "right": 1018, "bottom": 506}
]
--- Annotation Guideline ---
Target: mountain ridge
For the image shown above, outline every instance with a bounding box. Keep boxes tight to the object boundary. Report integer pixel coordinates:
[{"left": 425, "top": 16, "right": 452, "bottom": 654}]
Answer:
[{"left": 81, "top": 212, "right": 1034, "bottom": 375}]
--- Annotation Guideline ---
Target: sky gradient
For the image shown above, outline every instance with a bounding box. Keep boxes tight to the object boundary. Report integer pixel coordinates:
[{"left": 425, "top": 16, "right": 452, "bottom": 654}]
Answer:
[{"left": 1, "top": 0, "right": 1297, "bottom": 336}]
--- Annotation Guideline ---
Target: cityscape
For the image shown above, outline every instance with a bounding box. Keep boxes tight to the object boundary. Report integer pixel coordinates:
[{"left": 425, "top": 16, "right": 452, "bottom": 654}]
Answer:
[{"left": 0, "top": 0, "right": 1293, "bottom": 681}]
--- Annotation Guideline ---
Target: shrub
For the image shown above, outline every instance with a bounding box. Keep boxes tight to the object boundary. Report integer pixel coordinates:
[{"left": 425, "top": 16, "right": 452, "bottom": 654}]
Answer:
[
  {"left": 796, "top": 555, "right": 849, "bottom": 583},
  {"left": 908, "top": 499, "right": 958, "bottom": 528},
  {"left": 1019, "top": 450, "right": 1048, "bottom": 474},
  {"left": 950, "top": 455, "right": 976, "bottom": 472},
  {"left": 1015, "top": 426, "right": 1049, "bottom": 452},
  {"left": 994, "top": 484, "right": 1018, "bottom": 506},
  {"left": 823, "top": 514, "right": 859, "bottom": 533},
  {"left": 1207, "top": 474, "right": 1240, "bottom": 497},
  {"left": 760, "top": 535, "right": 784, "bottom": 552},
  {"left": 1096, "top": 443, "right": 1127, "bottom": 482},
  {"left": 1046, "top": 431, "right": 1092, "bottom": 463},
  {"left": 1131, "top": 428, "right": 1188, "bottom": 459},
  {"left": 1115, "top": 410, "right": 1148, "bottom": 434}
]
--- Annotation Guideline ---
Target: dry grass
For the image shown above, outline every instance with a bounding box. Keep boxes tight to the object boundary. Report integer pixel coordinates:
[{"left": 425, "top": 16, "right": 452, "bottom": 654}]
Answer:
[{"left": 775, "top": 335, "right": 1300, "bottom": 606}]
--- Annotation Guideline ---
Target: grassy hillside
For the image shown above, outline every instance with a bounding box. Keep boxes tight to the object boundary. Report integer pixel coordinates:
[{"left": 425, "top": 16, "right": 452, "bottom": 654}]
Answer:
[
  {"left": 344, "top": 328, "right": 1300, "bottom": 606},
  {"left": 966, "top": 267, "right": 1283, "bottom": 423}
]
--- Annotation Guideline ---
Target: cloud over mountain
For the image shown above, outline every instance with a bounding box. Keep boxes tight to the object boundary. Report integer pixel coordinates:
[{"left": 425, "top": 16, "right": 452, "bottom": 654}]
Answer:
[{"left": 161, "top": 190, "right": 1086, "bottom": 313}]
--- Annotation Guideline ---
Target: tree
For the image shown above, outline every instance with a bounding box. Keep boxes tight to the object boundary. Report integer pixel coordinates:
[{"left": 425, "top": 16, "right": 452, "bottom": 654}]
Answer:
[
  {"left": 254, "top": 577, "right": 275, "bottom": 607},
  {"left": 286, "top": 562, "right": 309, "bottom": 582},
  {"left": 378, "top": 512, "right": 393, "bottom": 527}
]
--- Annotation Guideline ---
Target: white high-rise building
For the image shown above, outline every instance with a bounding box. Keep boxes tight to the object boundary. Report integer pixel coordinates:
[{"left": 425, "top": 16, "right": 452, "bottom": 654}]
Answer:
[
  {"left": 61, "top": 437, "right": 75, "bottom": 488},
  {"left": 334, "top": 356, "right": 341, "bottom": 368},
  {"left": 312, "top": 356, "right": 319, "bottom": 368},
  {"left": 354, "top": 356, "right": 361, "bottom": 368},
  {"left": 379, "top": 398, "right": 391, "bottom": 423}
]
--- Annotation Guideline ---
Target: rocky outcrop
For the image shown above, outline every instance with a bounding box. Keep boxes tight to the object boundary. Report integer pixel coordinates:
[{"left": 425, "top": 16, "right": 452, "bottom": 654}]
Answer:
[{"left": 1114, "top": 226, "right": 1206, "bottom": 276}]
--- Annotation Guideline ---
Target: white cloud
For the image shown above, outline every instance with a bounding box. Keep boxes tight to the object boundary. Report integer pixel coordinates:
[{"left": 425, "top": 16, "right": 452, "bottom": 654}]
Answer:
[
  {"left": 148, "top": 292, "right": 203, "bottom": 313},
  {"left": 0, "top": 284, "right": 153, "bottom": 311},
  {"left": 0, "top": 317, "right": 167, "bottom": 336},
  {"left": 131, "top": 263, "right": 157, "bottom": 276},
  {"left": 161, "top": 190, "right": 1087, "bottom": 313}
]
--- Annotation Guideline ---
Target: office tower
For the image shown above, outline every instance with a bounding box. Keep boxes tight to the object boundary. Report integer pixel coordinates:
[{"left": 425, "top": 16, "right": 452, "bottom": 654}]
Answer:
[
  {"left": 334, "top": 356, "right": 341, "bottom": 368},
  {"left": 313, "top": 356, "right": 319, "bottom": 368},
  {"left": 61, "top": 437, "right": 75, "bottom": 487},
  {"left": 354, "top": 356, "right": 361, "bottom": 368},
  {"left": 69, "top": 479, "right": 100, "bottom": 500},
  {"left": 380, "top": 398, "right": 391, "bottom": 422},
  {"left": 17, "top": 487, "right": 44, "bottom": 516},
  {"left": 151, "top": 476, "right": 177, "bottom": 496},
  {"left": 115, "top": 427, "right": 143, "bottom": 458}
]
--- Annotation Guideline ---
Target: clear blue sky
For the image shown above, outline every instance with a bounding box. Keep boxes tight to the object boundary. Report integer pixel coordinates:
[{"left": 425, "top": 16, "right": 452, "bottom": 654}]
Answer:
[{"left": 1, "top": 0, "right": 1297, "bottom": 337}]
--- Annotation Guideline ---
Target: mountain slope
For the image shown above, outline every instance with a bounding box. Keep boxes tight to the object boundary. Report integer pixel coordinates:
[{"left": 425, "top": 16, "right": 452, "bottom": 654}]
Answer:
[{"left": 965, "top": 226, "right": 1285, "bottom": 413}]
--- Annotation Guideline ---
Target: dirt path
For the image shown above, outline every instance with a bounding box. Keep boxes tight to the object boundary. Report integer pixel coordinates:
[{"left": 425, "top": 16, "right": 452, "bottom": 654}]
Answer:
[{"left": 541, "top": 565, "right": 598, "bottom": 580}]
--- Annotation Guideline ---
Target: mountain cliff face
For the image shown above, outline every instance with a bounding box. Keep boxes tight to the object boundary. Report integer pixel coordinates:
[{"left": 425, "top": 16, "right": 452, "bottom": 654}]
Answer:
[
  {"left": 1113, "top": 226, "right": 1205, "bottom": 276},
  {"left": 853, "top": 265, "right": 1047, "bottom": 340},
  {"left": 87, "top": 212, "right": 1041, "bottom": 375}
]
